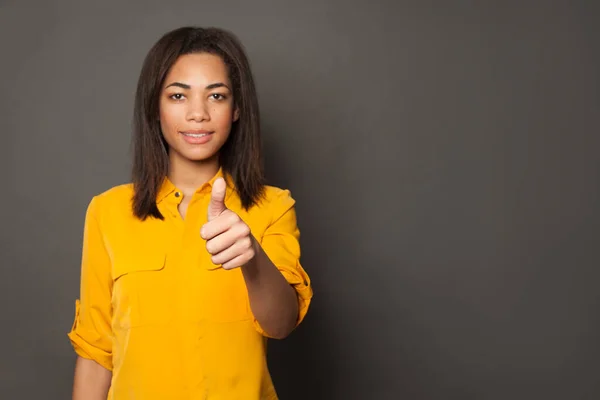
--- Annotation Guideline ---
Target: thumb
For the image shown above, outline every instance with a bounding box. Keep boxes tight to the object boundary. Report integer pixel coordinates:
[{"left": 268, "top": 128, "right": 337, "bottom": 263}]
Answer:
[{"left": 208, "top": 177, "right": 227, "bottom": 221}]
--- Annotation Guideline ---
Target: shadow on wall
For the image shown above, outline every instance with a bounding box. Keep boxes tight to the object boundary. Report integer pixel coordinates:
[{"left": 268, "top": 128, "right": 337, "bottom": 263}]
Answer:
[{"left": 262, "top": 132, "right": 338, "bottom": 400}]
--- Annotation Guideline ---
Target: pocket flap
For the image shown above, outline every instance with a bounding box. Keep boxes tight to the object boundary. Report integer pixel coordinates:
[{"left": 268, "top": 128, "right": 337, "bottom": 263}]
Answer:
[{"left": 112, "top": 252, "right": 166, "bottom": 280}]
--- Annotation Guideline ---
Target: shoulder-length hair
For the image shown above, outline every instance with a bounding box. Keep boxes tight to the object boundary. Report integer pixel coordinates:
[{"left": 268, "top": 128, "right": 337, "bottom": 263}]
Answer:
[{"left": 131, "top": 26, "right": 265, "bottom": 220}]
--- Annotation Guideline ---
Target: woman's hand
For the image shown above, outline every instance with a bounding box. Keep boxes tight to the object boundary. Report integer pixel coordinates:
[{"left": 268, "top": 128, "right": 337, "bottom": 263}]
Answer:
[{"left": 200, "top": 178, "right": 258, "bottom": 270}]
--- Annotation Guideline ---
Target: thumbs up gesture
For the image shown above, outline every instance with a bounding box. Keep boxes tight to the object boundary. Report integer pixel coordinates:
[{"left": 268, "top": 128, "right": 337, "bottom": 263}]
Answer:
[{"left": 200, "top": 177, "right": 257, "bottom": 270}]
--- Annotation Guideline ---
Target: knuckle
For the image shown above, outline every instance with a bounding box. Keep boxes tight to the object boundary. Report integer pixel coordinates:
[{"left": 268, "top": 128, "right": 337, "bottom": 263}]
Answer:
[
  {"left": 240, "top": 223, "right": 250, "bottom": 236},
  {"left": 228, "top": 212, "right": 239, "bottom": 225},
  {"left": 236, "top": 237, "right": 249, "bottom": 251},
  {"left": 206, "top": 242, "right": 215, "bottom": 254}
]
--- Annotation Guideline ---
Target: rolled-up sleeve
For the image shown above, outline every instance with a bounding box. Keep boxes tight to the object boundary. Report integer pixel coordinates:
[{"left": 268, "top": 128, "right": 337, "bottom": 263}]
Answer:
[
  {"left": 254, "top": 189, "right": 313, "bottom": 337},
  {"left": 67, "top": 196, "right": 113, "bottom": 371}
]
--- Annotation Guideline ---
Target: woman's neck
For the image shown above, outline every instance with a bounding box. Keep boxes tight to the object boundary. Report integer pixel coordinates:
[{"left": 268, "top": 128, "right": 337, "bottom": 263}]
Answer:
[{"left": 167, "top": 152, "right": 220, "bottom": 197}]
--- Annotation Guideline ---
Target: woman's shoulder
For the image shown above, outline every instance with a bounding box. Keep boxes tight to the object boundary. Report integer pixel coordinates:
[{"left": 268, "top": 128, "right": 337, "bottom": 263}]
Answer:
[
  {"left": 243, "top": 184, "right": 298, "bottom": 222},
  {"left": 85, "top": 183, "right": 134, "bottom": 216},
  {"left": 260, "top": 184, "right": 296, "bottom": 207},
  {"left": 94, "top": 182, "right": 134, "bottom": 203}
]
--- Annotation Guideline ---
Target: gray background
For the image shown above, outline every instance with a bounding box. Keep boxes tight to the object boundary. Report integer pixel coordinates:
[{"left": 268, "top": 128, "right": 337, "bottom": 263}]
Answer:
[{"left": 1, "top": 0, "right": 599, "bottom": 399}]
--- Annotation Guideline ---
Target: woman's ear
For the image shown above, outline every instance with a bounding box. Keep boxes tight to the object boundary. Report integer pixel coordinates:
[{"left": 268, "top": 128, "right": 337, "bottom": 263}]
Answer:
[{"left": 233, "top": 107, "right": 240, "bottom": 122}]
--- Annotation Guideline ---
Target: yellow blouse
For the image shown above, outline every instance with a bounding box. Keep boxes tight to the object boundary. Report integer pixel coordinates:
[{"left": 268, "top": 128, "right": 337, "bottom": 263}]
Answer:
[{"left": 67, "top": 169, "right": 312, "bottom": 399}]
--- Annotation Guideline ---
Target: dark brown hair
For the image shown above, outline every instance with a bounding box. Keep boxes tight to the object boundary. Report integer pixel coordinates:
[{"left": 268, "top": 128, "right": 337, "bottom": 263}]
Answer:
[{"left": 131, "top": 26, "right": 265, "bottom": 220}]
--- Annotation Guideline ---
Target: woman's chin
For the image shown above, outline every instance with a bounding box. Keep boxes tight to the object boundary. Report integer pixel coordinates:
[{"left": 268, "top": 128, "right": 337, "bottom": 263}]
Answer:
[{"left": 170, "top": 148, "right": 219, "bottom": 164}]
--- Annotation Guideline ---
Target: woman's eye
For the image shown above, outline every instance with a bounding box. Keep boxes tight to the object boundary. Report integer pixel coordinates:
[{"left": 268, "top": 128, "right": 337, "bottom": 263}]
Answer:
[
  {"left": 170, "top": 93, "right": 184, "bottom": 100},
  {"left": 210, "top": 93, "right": 226, "bottom": 101}
]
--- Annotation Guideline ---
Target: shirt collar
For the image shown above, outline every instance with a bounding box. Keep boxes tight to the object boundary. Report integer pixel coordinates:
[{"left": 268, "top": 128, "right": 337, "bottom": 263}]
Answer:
[{"left": 156, "top": 167, "right": 235, "bottom": 204}]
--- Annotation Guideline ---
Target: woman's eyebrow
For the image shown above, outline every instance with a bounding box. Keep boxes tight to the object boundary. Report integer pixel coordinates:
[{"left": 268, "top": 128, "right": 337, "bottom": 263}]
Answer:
[
  {"left": 165, "top": 82, "right": 191, "bottom": 89},
  {"left": 165, "top": 82, "right": 231, "bottom": 90},
  {"left": 205, "top": 82, "right": 231, "bottom": 91}
]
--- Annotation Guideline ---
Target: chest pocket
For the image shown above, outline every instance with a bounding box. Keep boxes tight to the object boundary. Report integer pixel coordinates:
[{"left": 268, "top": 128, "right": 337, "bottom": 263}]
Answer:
[{"left": 111, "top": 251, "right": 173, "bottom": 329}]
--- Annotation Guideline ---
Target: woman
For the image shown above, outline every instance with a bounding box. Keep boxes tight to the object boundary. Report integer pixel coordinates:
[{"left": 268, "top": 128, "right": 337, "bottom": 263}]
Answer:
[{"left": 68, "top": 26, "right": 312, "bottom": 399}]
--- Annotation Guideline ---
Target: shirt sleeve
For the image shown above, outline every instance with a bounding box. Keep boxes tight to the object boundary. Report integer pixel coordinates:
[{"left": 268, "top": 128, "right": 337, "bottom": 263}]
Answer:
[
  {"left": 253, "top": 189, "right": 313, "bottom": 337},
  {"left": 67, "top": 196, "right": 113, "bottom": 371}
]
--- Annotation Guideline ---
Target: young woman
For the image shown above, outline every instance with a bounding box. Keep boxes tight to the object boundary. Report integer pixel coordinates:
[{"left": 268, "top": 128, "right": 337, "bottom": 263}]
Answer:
[{"left": 68, "top": 26, "right": 312, "bottom": 399}]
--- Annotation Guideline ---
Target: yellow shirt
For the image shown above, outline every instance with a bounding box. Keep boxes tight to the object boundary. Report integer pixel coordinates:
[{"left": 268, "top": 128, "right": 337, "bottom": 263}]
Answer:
[{"left": 67, "top": 169, "right": 312, "bottom": 399}]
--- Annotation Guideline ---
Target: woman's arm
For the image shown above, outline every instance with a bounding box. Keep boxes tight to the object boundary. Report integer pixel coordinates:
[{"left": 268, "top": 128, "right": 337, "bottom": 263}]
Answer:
[
  {"left": 202, "top": 180, "right": 312, "bottom": 339},
  {"left": 241, "top": 243, "right": 299, "bottom": 338},
  {"left": 68, "top": 197, "right": 114, "bottom": 397},
  {"left": 72, "top": 357, "right": 112, "bottom": 400}
]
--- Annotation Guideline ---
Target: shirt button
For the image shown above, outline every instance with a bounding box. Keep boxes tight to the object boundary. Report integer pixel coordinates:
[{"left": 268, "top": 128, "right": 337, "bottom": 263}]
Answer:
[{"left": 175, "top": 192, "right": 181, "bottom": 197}]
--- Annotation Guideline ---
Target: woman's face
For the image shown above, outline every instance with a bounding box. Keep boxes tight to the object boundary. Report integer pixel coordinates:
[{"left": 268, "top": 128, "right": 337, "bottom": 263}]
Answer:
[{"left": 159, "top": 52, "right": 239, "bottom": 164}]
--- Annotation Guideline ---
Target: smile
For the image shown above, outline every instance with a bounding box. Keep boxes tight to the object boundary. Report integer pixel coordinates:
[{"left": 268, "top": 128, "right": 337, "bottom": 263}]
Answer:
[
  {"left": 181, "top": 132, "right": 210, "bottom": 138},
  {"left": 179, "top": 130, "right": 215, "bottom": 145},
  {"left": 180, "top": 131, "right": 213, "bottom": 138}
]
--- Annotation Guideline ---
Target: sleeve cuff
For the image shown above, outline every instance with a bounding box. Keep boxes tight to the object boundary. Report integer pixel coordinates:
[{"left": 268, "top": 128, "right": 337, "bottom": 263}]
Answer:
[
  {"left": 253, "top": 261, "right": 313, "bottom": 338},
  {"left": 67, "top": 300, "right": 113, "bottom": 371}
]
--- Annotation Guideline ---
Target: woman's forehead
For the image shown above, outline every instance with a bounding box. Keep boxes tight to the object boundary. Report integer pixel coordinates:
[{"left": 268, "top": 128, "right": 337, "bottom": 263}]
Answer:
[{"left": 164, "top": 53, "right": 230, "bottom": 88}]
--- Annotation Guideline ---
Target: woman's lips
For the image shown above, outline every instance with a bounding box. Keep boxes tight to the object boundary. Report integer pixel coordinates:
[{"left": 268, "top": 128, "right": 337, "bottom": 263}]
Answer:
[{"left": 179, "top": 131, "right": 214, "bottom": 144}]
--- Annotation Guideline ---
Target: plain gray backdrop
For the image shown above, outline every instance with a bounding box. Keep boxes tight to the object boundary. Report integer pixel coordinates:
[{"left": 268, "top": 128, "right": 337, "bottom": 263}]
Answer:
[{"left": 1, "top": 0, "right": 599, "bottom": 399}]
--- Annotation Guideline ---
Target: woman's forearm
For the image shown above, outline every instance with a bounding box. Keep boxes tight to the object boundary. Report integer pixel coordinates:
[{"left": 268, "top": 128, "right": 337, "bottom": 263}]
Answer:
[
  {"left": 72, "top": 356, "right": 111, "bottom": 400},
  {"left": 241, "top": 239, "right": 299, "bottom": 339}
]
